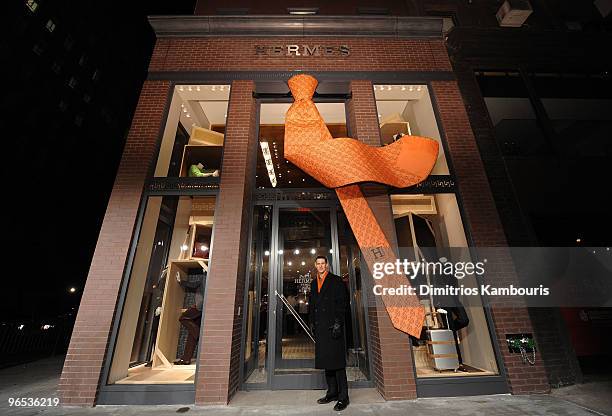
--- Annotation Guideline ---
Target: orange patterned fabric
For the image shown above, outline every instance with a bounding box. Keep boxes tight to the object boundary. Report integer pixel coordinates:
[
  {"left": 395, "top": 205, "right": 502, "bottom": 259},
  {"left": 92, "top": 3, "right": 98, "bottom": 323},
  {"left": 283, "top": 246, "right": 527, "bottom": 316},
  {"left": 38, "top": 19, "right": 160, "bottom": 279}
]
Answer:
[{"left": 284, "top": 74, "right": 439, "bottom": 337}]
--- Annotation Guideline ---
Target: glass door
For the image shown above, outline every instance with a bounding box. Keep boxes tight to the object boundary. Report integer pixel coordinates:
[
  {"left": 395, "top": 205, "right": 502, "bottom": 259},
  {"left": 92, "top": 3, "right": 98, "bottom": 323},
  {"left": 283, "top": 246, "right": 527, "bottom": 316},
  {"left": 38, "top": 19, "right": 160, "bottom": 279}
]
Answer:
[{"left": 270, "top": 207, "right": 333, "bottom": 388}]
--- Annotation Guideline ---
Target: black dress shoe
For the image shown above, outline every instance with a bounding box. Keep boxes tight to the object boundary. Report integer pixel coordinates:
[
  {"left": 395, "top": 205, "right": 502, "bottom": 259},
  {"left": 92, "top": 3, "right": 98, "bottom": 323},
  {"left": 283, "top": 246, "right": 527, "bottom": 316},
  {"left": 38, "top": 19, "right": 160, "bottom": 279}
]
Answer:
[
  {"left": 333, "top": 399, "right": 349, "bottom": 411},
  {"left": 317, "top": 395, "right": 338, "bottom": 404},
  {"left": 173, "top": 359, "right": 190, "bottom": 365}
]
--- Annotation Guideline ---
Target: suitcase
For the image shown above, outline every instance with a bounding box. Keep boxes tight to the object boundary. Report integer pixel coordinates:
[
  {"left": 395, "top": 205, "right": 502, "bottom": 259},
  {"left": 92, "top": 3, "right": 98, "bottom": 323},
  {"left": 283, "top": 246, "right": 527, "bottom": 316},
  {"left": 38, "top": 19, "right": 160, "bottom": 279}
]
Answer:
[{"left": 426, "top": 310, "right": 459, "bottom": 372}]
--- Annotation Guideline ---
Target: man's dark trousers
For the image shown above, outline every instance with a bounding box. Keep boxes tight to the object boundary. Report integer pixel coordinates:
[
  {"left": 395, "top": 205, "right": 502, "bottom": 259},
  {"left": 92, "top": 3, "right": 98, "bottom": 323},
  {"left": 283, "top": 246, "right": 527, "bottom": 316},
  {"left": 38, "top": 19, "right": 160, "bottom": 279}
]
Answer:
[{"left": 325, "top": 368, "right": 348, "bottom": 401}]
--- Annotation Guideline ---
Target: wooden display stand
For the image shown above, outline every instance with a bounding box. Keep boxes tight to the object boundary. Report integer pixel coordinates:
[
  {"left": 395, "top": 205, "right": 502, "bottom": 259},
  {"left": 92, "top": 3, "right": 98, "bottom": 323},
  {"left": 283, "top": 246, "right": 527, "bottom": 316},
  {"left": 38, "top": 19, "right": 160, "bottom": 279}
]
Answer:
[
  {"left": 379, "top": 112, "right": 412, "bottom": 145},
  {"left": 152, "top": 215, "right": 213, "bottom": 369},
  {"left": 179, "top": 126, "right": 224, "bottom": 177}
]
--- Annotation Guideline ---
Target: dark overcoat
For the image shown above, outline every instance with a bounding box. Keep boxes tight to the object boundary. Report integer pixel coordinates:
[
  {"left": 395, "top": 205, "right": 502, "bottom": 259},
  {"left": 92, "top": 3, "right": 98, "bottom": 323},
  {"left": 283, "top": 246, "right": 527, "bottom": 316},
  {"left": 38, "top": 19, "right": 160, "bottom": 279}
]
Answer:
[{"left": 309, "top": 272, "right": 348, "bottom": 370}]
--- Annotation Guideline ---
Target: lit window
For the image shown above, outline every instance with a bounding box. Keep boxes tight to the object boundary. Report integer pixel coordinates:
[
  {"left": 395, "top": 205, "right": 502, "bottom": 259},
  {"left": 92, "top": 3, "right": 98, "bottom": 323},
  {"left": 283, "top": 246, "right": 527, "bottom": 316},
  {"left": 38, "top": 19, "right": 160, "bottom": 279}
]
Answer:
[
  {"left": 26, "top": 0, "right": 38, "bottom": 13},
  {"left": 68, "top": 77, "right": 78, "bottom": 89},
  {"left": 46, "top": 19, "right": 56, "bottom": 33}
]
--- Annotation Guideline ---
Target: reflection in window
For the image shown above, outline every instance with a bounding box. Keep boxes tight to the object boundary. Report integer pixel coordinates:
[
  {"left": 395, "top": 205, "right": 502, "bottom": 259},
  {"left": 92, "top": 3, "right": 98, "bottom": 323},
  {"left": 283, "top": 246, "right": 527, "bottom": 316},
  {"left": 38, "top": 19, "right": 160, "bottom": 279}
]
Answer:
[
  {"left": 374, "top": 85, "right": 449, "bottom": 174},
  {"left": 155, "top": 85, "right": 229, "bottom": 178},
  {"left": 108, "top": 196, "right": 216, "bottom": 384},
  {"left": 392, "top": 193, "right": 499, "bottom": 378}
]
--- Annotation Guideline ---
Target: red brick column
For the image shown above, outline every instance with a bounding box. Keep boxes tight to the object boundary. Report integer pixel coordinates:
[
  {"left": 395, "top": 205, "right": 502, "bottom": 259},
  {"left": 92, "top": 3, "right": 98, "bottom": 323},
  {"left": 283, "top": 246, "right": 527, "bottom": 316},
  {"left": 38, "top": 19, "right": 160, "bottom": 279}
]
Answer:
[
  {"left": 348, "top": 80, "right": 418, "bottom": 400},
  {"left": 58, "top": 80, "right": 171, "bottom": 406},
  {"left": 431, "top": 80, "right": 549, "bottom": 394},
  {"left": 195, "top": 80, "right": 257, "bottom": 405}
]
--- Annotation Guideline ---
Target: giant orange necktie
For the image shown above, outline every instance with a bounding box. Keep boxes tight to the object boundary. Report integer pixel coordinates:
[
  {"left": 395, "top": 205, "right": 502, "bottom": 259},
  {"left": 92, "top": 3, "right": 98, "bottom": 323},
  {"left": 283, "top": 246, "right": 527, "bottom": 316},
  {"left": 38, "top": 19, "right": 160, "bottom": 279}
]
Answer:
[{"left": 284, "top": 74, "right": 439, "bottom": 337}]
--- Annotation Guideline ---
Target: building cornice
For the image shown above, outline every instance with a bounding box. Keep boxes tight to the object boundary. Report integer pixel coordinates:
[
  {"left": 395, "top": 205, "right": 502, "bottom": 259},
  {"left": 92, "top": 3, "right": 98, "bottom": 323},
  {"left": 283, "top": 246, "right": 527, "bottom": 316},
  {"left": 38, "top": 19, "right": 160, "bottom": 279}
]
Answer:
[{"left": 148, "top": 15, "right": 442, "bottom": 39}]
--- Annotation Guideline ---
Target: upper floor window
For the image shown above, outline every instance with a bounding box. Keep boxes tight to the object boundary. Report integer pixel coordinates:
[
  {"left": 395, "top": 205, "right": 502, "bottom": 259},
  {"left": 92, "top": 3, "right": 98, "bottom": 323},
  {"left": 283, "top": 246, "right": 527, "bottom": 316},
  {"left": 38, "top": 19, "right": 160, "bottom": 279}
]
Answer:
[
  {"left": 45, "top": 19, "right": 56, "bottom": 33},
  {"left": 26, "top": 0, "right": 38, "bottom": 13}
]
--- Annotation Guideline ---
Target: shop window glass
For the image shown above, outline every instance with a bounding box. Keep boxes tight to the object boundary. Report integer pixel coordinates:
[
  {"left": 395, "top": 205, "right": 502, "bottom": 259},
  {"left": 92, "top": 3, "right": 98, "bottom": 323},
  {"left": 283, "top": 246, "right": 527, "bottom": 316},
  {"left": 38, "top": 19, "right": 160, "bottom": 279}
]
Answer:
[
  {"left": 391, "top": 193, "right": 499, "bottom": 378},
  {"left": 108, "top": 195, "right": 216, "bottom": 384},
  {"left": 154, "top": 85, "right": 229, "bottom": 178},
  {"left": 374, "top": 84, "right": 450, "bottom": 174},
  {"left": 256, "top": 102, "right": 346, "bottom": 188}
]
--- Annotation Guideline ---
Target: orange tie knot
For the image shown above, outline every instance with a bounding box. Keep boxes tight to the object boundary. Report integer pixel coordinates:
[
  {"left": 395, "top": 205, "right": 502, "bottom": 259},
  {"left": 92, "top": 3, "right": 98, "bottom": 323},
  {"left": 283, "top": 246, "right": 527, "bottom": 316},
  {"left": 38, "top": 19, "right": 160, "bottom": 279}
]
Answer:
[{"left": 287, "top": 74, "right": 318, "bottom": 101}]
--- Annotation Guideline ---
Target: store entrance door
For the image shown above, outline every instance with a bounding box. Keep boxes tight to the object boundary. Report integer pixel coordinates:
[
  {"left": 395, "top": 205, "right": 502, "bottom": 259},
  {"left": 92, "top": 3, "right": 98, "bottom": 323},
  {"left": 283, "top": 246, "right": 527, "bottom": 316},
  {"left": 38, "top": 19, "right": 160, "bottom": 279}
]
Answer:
[
  {"left": 271, "top": 207, "right": 332, "bottom": 388},
  {"left": 242, "top": 198, "right": 371, "bottom": 389}
]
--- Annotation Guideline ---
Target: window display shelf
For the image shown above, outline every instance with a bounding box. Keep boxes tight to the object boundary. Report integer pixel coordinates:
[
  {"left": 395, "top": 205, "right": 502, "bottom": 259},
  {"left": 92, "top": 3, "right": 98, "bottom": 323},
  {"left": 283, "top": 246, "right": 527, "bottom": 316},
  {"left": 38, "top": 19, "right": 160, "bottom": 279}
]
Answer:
[{"left": 180, "top": 145, "right": 223, "bottom": 178}]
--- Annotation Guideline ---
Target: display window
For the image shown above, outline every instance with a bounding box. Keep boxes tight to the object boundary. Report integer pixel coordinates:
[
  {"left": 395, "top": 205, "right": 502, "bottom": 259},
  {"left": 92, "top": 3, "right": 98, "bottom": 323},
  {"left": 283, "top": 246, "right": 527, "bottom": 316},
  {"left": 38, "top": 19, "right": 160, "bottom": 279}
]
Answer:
[
  {"left": 374, "top": 84, "right": 449, "bottom": 174},
  {"left": 256, "top": 102, "right": 347, "bottom": 188},
  {"left": 154, "top": 85, "right": 230, "bottom": 178},
  {"left": 391, "top": 193, "right": 499, "bottom": 378},
  {"left": 107, "top": 195, "right": 216, "bottom": 384}
]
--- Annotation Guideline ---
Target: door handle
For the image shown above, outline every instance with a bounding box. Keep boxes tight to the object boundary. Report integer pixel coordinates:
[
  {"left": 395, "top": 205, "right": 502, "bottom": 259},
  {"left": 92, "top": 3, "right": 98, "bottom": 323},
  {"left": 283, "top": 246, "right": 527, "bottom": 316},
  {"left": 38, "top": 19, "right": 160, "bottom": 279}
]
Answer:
[{"left": 275, "top": 290, "right": 315, "bottom": 344}]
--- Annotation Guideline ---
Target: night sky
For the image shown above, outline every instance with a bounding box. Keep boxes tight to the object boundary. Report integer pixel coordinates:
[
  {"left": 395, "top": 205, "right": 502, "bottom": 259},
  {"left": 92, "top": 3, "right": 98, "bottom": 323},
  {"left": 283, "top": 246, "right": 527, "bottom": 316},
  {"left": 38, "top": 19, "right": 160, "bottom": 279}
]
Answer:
[{"left": 3, "top": 1, "right": 195, "bottom": 325}]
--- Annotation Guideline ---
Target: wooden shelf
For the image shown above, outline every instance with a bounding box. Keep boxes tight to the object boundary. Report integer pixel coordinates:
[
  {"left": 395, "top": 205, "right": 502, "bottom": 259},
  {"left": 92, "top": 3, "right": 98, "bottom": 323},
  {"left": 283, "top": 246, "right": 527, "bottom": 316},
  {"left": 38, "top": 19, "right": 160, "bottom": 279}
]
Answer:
[
  {"left": 180, "top": 145, "right": 223, "bottom": 177},
  {"left": 380, "top": 121, "right": 411, "bottom": 145}
]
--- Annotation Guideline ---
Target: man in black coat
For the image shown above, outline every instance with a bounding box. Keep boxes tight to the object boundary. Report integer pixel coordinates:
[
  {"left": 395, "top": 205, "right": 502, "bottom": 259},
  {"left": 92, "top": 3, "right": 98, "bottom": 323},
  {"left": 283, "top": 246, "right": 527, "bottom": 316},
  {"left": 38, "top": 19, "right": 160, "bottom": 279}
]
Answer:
[{"left": 309, "top": 255, "right": 349, "bottom": 411}]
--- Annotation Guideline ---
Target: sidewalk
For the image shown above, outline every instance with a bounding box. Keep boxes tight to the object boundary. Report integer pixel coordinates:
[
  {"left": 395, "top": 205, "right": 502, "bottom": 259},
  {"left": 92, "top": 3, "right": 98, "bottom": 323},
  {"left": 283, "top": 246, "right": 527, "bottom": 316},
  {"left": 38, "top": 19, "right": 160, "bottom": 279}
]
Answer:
[{"left": 0, "top": 356, "right": 609, "bottom": 416}]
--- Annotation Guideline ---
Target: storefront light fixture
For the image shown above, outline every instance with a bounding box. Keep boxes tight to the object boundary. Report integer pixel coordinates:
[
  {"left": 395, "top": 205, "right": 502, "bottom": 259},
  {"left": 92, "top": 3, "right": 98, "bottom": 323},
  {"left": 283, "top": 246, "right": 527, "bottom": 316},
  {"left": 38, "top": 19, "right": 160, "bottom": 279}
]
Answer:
[
  {"left": 278, "top": 250, "right": 284, "bottom": 254},
  {"left": 576, "top": 238, "right": 581, "bottom": 243},
  {"left": 181, "top": 244, "right": 189, "bottom": 251},
  {"left": 294, "top": 249, "right": 300, "bottom": 254},
  {"left": 264, "top": 250, "right": 270, "bottom": 256},
  {"left": 301, "top": 261, "right": 306, "bottom": 266},
  {"left": 200, "top": 245, "right": 208, "bottom": 251},
  {"left": 69, "top": 287, "right": 77, "bottom": 293},
  {"left": 288, "top": 261, "right": 292, "bottom": 266},
  {"left": 260, "top": 141, "right": 277, "bottom": 187},
  {"left": 310, "top": 249, "right": 316, "bottom": 254}
]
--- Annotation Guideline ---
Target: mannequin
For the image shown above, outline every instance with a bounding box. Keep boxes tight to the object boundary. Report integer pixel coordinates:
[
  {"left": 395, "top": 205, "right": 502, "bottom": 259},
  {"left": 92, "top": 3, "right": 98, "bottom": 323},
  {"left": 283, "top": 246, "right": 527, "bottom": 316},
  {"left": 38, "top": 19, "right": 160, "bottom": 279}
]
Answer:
[
  {"left": 174, "top": 270, "right": 206, "bottom": 365},
  {"left": 188, "top": 162, "right": 219, "bottom": 178}
]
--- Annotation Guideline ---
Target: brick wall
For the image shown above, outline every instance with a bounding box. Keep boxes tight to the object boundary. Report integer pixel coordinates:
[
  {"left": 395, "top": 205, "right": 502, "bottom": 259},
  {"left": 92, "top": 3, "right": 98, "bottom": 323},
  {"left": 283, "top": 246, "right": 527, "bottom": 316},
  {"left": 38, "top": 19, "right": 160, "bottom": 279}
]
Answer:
[
  {"left": 350, "top": 80, "right": 418, "bottom": 400},
  {"left": 195, "top": 80, "right": 258, "bottom": 405},
  {"left": 58, "top": 80, "right": 170, "bottom": 406},
  {"left": 430, "top": 80, "right": 550, "bottom": 394}
]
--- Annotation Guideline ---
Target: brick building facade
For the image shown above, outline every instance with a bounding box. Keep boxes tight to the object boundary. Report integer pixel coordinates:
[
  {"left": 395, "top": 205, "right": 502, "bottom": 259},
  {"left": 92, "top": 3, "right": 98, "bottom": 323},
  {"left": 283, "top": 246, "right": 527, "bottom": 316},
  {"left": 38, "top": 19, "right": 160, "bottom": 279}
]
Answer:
[{"left": 58, "top": 13, "right": 561, "bottom": 407}]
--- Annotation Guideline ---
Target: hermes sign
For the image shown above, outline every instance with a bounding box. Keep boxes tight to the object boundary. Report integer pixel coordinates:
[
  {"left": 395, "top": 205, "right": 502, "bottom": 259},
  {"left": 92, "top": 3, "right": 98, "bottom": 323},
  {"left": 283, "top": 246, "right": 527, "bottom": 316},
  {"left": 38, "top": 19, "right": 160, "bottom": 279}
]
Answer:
[{"left": 255, "top": 44, "right": 350, "bottom": 57}]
